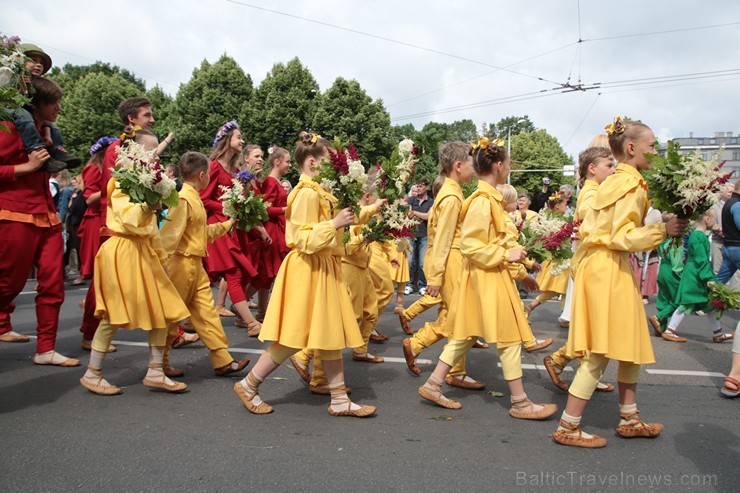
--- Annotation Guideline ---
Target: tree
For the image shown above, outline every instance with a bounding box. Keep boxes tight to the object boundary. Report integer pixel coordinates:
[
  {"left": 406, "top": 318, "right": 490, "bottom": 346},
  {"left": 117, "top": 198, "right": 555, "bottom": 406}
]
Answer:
[
  {"left": 412, "top": 119, "right": 477, "bottom": 182},
  {"left": 57, "top": 72, "right": 144, "bottom": 160},
  {"left": 49, "top": 61, "right": 145, "bottom": 96},
  {"left": 484, "top": 115, "right": 536, "bottom": 140},
  {"left": 145, "top": 85, "right": 176, "bottom": 161},
  {"left": 509, "top": 129, "right": 574, "bottom": 198},
  {"left": 251, "top": 58, "right": 319, "bottom": 149},
  {"left": 312, "top": 77, "right": 392, "bottom": 166},
  {"left": 167, "top": 55, "right": 253, "bottom": 155}
]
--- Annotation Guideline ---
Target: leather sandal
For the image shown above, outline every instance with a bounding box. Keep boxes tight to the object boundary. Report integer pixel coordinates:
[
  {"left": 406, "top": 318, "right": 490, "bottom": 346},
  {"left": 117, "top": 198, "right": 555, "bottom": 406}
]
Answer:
[
  {"left": 393, "top": 302, "right": 404, "bottom": 315},
  {"left": 648, "top": 315, "right": 662, "bottom": 337},
  {"left": 712, "top": 332, "right": 734, "bottom": 343},
  {"left": 0, "top": 330, "right": 30, "bottom": 343},
  {"left": 352, "top": 353, "right": 384, "bottom": 363},
  {"left": 289, "top": 355, "right": 311, "bottom": 384},
  {"left": 472, "top": 339, "right": 489, "bottom": 349},
  {"left": 247, "top": 320, "right": 261, "bottom": 337},
  {"left": 173, "top": 333, "right": 200, "bottom": 348},
  {"left": 81, "top": 339, "right": 117, "bottom": 353},
  {"left": 402, "top": 338, "right": 421, "bottom": 375},
  {"left": 559, "top": 321, "right": 570, "bottom": 328},
  {"left": 310, "top": 384, "right": 352, "bottom": 395},
  {"left": 217, "top": 304, "right": 236, "bottom": 317},
  {"left": 164, "top": 365, "right": 185, "bottom": 378},
  {"left": 615, "top": 411, "right": 663, "bottom": 438},
  {"left": 525, "top": 337, "right": 553, "bottom": 353},
  {"left": 509, "top": 398, "right": 557, "bottom": 420},
  {"left": 142, "top": 363, "right": 188, "bottom": 393},
  {"left": 720, "top": 376, "right": 740, "bottom": 398},
  {"left": 552, "top": 419, "right": 607, "bottom": 448},
  {"left": 661, "top": 331, "right": 687, "bottom": 343},
  {"left": 398, "top": 313, "right": 413, "bottom": 335},
  {"left": 418, "top": 385, "right": 461, "bottom": 409},
  {"left": 32, "top": 350, "right": 80, "bottom": 367},
  {"left": 595, "top": 382, "right": 615, "bottom": 392},
  {"left": 214, "top": 358, "right": 250, "bottom": 376},
  {"left": 80, "top": 367, "right": 123, "bottom": 396},
  {"left": 543, "top": 355, "right": 569, "bottom": 392},
  {"left": 233, "top": 379, "right": 273, "bottom": 415},
  {"left": 369, "top": 332, "right": 388, "bottom": 343},
  {"left": 327, "top": 394, "right": 376, "bottom": 418},
  {"left": 444, "top": 375, "right": 485, "bottom": 390}
]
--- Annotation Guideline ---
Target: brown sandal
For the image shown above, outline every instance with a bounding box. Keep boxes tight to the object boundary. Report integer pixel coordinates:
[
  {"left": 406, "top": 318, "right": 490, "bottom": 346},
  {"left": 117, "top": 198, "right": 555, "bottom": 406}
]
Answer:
[
  {"left": 80, "top": 367, "right": 123, "bottom": 396},
  {"left": 289, "top": 355, "right": 311, "bottom": 384},
  {"left": 142, "top": 363, "right": 188, "bottom": 393},
  {"left": 615, "top": 411, "right": 663, "bottom": 438},
  {"left": 544, "top": 355, "right": 569, "bottom": 392},
  {"left": 327, "top": 392, "right": 376, "bottom": 418},
  {"left": 214, "top": 358, "right": 250, "bottom": 376},
  {"left": 509, "top": 398, "right": 557, "bottom": 420},
  {"left": 352, "top": 353, "right": 385, "bottom": 363},
  {"left": 552, "top": 419, "right": 607, "bottom": 448},
  {"left": 402, "top": 338, "right": 421, "bottom": 375},
  {"left": 233, "top": 377, "right": 273, "bottom": 415},
  {"left": 418, "top": 385, "right": 461, "bottom": 409},
  {"left": 721, "top": 376, "right": 740, "bottom": 398}
]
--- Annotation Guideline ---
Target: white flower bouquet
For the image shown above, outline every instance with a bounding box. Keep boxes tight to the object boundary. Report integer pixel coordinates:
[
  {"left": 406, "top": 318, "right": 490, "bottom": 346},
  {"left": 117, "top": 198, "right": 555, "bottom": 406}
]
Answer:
[
  {"left": 374, "top": 138, "right": 419, "bottom": 202},
  {"left": 219, "top": 170, "right": 270, "bottom": 231}
]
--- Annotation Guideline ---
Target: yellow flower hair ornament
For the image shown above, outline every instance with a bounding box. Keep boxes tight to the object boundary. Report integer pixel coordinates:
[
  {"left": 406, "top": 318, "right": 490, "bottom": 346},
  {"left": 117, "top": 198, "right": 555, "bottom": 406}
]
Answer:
[
  {"left": 604, "top": 116, "right": 625, "bottom": 136},
  {"left": 120, "top": 125, "right": 142, "bottom": 141},
  {"left": 469, "top": 136, "right": 490, "bottom": 154},
  {"left": 548, "top": 191, "right": 563, "bottom": 202}
]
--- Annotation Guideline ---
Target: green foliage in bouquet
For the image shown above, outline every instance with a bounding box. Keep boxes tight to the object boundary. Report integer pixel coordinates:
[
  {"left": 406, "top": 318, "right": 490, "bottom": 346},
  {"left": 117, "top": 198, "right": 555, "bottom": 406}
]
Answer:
[{"left": 707, "top": 281, "right": 740, "bottom": 320}]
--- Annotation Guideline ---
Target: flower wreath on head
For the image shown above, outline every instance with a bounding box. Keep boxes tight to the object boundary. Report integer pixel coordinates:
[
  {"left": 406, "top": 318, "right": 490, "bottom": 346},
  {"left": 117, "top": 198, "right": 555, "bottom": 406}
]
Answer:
[
  {"left": 267, "top": 145, "right": 277, "bottom": 155},
  {"left": 120, "top": 125, "right": 141, "bottom": 142},
  {"left": 89, "top": 136, "right": 118, "bottom": 156},
  {"left": 213, "top": 120, "right": 239, "bottom": 148},
  {"left": 604, "top": 116, "right": 625, "bottom": 136}
]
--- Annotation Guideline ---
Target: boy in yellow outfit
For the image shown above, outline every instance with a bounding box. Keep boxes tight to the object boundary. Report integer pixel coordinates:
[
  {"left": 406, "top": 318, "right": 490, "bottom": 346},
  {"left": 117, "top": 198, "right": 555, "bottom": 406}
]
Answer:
[
  {"left": 367, "top": 239, "right": 399, "bottom": 343},
  {"left": 418, "top": 138, "right": 555, "bottom": 421},
  {"left": 401, "top": 142, "right": 484, "bottom": 390},
  {"left": 79, "top": 129, "right": 190, "bottom": 396},
  {"left": 544, "top": 146, "right": 615, "bottom": 392},
  {"left": 552, "top": 118, "right": 688, "bottom": 448},
  {"left": 159, "top": 152, "right": 250, "bottom": 378}
]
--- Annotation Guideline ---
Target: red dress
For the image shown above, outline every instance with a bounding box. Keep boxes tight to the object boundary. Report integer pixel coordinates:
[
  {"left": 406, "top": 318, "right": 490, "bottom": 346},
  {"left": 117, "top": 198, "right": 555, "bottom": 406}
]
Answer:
[
  {"left": 258, "top": 175, "right": 289, "bottom": 281},
  {"left": 76, "top": 164, "right": 103, "bottom": 279},
  {"left": 200, "top": 160, "right": 257, "bottom": 282}
]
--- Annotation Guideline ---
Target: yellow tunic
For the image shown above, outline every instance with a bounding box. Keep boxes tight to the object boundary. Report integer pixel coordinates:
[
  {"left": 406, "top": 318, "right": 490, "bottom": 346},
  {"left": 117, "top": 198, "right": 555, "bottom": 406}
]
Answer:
[
  {"left": 566, "top": 164, "right": 666, "bottom": 364},
  {"left": 391, "top": 238, "right": 410, "bottom": 283},
  {"left": 449, "top": 181, "right": 534, "bottom": 346},
  {"left": 532, "top": 211, "right": 569, "bottom": 293},
  {"left": 423, "top": 177, "right": 463, "bottom": 286},
  {"left": 569, "top": 179, "right": 599, "bottom": 275},
  {"left": 259, "top": 174, "right": 363, "bottom": 350},
  {"left": 368, "top": 241, "right": 395, "bottom": 312},
  {"left": 94, "top": 178, "right": 190, "bottom": 330}
]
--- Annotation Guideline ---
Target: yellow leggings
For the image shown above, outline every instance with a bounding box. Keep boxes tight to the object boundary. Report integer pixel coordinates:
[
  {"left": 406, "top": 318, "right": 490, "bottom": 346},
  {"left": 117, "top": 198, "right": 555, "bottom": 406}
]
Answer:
[
  {"left": 439, "top": 338, "right": 523, "bottom": 381},
  {"left": 91, "top": 319, "right": 167, "bottom": 353},
  {"left": 268, "top": 344, "right": 340, "bottom": 366},
  {"left": 569, "top": 352, "right": 640, "bottom": 400},
  {"left": 402, "top": 293, "right": 441, "bottom": 321}
]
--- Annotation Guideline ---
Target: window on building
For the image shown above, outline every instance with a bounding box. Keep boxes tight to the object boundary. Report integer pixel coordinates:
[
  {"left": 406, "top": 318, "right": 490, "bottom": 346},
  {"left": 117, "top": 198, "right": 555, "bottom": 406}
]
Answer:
[
  {"left": 701, "top": 153, "right": 707, "bottom": 160},
  {"left": 710, "top": 138, "right": 716, "bottom": 144},
  {"left": 733, "top": 151, "right": 740, "bottom": 161},
  {"left": 698, "top": 139, "right": 704, "bottom": 145},
  {"left": 732, "top": 138, "right": 738, "bottom": 144}
]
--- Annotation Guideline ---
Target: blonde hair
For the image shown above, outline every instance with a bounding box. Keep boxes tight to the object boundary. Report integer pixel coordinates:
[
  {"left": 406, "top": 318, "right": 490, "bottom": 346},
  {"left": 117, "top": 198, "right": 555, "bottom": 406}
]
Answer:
[
  {"left": 587, "top": 134, "right": 609, "bottom": 148},
  {"left": 431, "top": 175, "right": 445, "bottom": 196},
  {"left": 608, "top": 119, "right": 652, "bottom": 161},
  {"left": 438, "top": 141, "right": 471, "bottom": 177},
  {"left": 577, "top": 147, "right": 612, "bottom": 187},
  {"left": 496, "top": 184, "right": 517, "bottom": 205}
]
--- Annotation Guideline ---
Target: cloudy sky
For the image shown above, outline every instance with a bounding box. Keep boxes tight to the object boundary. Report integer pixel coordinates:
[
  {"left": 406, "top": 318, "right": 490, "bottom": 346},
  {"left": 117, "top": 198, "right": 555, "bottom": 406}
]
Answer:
[{"left": 5, "top": 0, "right": 739, "bottom": 160}]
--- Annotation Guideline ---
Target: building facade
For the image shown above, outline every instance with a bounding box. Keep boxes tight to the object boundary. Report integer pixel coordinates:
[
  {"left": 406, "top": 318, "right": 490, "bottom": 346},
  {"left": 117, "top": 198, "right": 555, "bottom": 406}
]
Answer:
[{"left": 671, "top": 131, "right": 740, "bottom": 178}]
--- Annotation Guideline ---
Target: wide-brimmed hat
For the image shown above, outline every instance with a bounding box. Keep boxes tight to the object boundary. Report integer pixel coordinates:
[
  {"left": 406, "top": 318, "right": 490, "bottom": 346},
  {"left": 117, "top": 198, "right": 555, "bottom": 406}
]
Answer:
[{"left": 19, "top": 43, "right": 52, "bottom": 74}]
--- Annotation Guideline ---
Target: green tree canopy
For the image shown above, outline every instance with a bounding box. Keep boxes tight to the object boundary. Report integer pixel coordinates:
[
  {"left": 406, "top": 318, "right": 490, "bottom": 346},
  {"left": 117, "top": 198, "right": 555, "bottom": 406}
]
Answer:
[
  {"left": 57, "top": 71, "right": 144, "bottom": 160},
  {"left": 510, "top": 129, "right": 574, "bottom": 197},
  {"left": 167, "top": 55, "right": 253, "bottom": 156},
  {"left": 412, "top": 119, "right": 477, "bottom": 182},
  {"left": 312, "top": 77, "right": 392, "bottom": 166},
  {"left": 49, "top": 61, "right": 145, "bottom": 96}
]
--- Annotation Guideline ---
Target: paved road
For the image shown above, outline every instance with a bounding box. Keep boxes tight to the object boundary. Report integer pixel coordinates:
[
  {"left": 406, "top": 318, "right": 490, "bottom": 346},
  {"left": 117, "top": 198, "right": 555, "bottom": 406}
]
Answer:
[{"left": 1, "top": 282, "right": 738, "bottom": 492}]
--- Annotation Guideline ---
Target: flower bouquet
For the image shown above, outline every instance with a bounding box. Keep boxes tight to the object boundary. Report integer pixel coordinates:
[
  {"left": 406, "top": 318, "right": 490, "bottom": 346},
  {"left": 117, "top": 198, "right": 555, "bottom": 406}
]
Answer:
[
  {"left": 315, "top": 137, "right": 368, "bottom": 217},
  {"left": 374, "top": 138, "right": 419, "bottom": 202},
  {"left": 112, "top": 140, "right": 179, "bottom": 224},
  {"left": 644, "top": 140, "right": 732, "bottom": 247},
  {"left": 518, "top": 210, "right": 581, "bottom": 276},
  {"left": 362, "top": 201, "right": 421, "bottom": 244},
  {"left": 0, "top": 33, "right": 32, "bottom": 132},
  {"left": 219, "top": 169, "right": 270, "bottom": 231},
  {"left": 707, "top": 281, "right": 740, "bottom": 320}
]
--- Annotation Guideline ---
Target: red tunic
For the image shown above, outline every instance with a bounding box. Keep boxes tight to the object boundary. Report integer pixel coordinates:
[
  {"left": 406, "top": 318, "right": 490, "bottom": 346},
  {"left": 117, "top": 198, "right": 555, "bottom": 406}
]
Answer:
[
  {"left": 76, "top": 164, "right": 103, "bottom": 278},
  {"left": 200, "top": 160, "right": 257, "bottom": 280},
  {"left": 258, "top": 175, "right": 289, "bottom": 280},
  {"left": 99, "top": 139, "right": 121, "bottom": 224}
]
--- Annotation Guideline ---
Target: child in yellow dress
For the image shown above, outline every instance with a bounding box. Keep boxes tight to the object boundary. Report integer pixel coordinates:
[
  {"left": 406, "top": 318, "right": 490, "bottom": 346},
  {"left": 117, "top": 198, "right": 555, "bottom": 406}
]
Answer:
[
  {"left": 159, "top": 152, "right": 250, "bottom": 377},
  {"left": 79, "top": 129, "right": 191, "bottom": 396},
  {"left": 232, "top": 132, "right": 375, "bottom": 417},
  {"left": 418, "top": 138, "right": 556, "bottom": 420},
  {"left": 544, "top": 146, "right": 616, "bottom": 392},
  {"left": 367, "top": 239, "right": 398, "bottom": 343},
  {"left": 391, "top": 238, "right": 411, "bottom": 314},
  {"left": 552, "top": 118, "right": 688, "bottom": 448},
  {"left": 401, "top": 142, "right": 484, "bottom": 391}
]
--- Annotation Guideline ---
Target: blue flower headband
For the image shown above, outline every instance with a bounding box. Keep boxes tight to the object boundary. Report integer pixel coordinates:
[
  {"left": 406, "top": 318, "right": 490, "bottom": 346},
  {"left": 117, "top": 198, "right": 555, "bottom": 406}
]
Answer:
[
  {"left": 213, "top": 120, "right": 239, "bottom": 148},
  {"left": 89, "top": 136, "right": 117, "bottom": 156}
]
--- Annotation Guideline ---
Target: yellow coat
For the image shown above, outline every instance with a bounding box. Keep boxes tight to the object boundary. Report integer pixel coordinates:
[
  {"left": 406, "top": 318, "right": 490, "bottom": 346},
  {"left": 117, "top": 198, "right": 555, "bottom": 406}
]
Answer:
[
  {"left": 160, "top": 183, "right": 232, "bottom": 257},
  {"left": 259, "top": 174, "right": 363, "bottom": 350},
  {"left": 569, "top": 179, "right": 599, "bottom": 275},
  {"left": 449, "top": 181, "right": 534, "bottom": 346},
  {"left": 566, "top": 164, "right": 666, "bottom": 364},
  {"left": 423, "top": 177, "right": 463, "bottom": 286},
  {"left": 532, "top": 211, "right": 569, "bottom": 293},
  {"left": 94, "top": 179, "right": 190, "bottom": 330}
]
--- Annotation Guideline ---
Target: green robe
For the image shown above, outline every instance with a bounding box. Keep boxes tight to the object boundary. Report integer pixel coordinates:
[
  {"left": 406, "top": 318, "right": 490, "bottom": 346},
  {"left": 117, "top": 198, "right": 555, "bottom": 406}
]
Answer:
[
  {"left": 675, "top": 230, "right": 715, "bottom": 312},
  {"left": 655, "top": 238, "right": 683, "bottom": 330}
]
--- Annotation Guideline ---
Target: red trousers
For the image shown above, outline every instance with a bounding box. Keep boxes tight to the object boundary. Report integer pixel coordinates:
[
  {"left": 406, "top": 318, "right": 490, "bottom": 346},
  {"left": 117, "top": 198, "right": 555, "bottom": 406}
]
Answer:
[
  {"left": 79, "top": 235, "right": 109, "bottom": 339},
  {"left": 0, "top": 221, "right": 64, "bottom": 353}
]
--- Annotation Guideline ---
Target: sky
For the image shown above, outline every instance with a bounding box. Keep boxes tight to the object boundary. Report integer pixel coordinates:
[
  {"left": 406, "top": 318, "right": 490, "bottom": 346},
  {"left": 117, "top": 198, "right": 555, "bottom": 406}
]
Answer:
[{"left": 4, "top": 0, "right": 739, "bottom": 162}]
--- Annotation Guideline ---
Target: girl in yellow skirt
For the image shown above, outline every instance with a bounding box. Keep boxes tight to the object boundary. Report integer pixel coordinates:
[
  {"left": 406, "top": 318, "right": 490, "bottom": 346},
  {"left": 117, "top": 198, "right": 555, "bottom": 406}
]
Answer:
[
  {"left": 418, "top": 138, "right": 556, "bottom": 420},
  {"left": 366, "top": 240, "right": 397, "bottom": 343},
  {"left": 232, "top": 132, "right": 375, "bottom": 417},
  {"left": 525, "top": 193, "right": 570, "bottom": 318},
  {"left": 79, "top": 128, "right": 191, "bottom": 396},
  {"left": 391, "top": 237, "right": 411, "bottom": 314},
  {"left": 552, "top": 118, "right": 688, "bottom": 448},
  {"left": 401, "top": 142, "right": 484, "bottom": 391}
]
